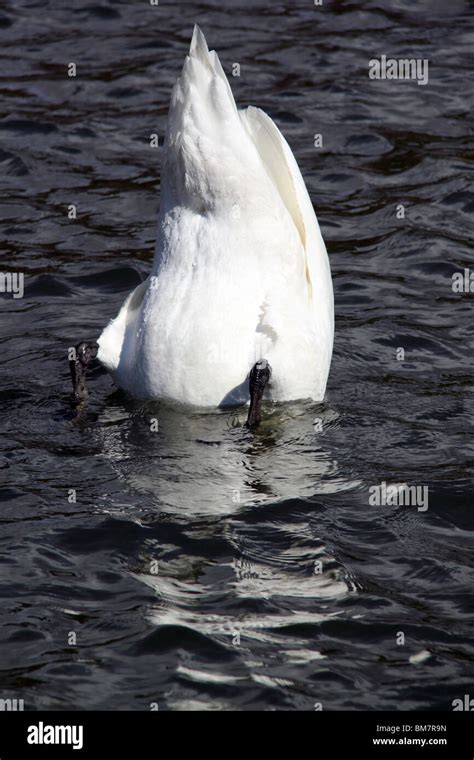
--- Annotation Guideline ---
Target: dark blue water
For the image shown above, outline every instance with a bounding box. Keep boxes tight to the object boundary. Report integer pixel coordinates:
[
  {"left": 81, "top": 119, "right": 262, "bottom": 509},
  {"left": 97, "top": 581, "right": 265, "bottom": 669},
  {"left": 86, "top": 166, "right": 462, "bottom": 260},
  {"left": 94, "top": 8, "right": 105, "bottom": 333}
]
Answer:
[{"left": 0, "top": 0, "right": 473, "bottom": 710}]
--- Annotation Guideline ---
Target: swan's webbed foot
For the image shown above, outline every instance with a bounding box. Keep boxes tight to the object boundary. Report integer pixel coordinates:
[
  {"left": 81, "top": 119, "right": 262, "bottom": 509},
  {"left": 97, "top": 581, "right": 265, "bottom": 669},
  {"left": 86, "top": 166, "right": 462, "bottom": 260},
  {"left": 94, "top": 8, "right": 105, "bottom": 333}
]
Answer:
[
  {"left": 69, "top": 341, "right": 99, "bottom": 404},
  {"left": 246, "top": 359, "right": 271, "bottom": 429}
]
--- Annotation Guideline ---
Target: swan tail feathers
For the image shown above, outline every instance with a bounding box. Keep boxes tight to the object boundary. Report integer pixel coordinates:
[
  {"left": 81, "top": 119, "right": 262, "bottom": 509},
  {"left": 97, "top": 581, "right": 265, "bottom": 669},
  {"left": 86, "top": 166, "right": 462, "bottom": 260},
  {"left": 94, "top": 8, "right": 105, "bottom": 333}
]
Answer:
[
  {"left": 162, "top": 28, "right": 248, "bottom": 206},
  {"left": 167, "top": 26, "right": 238, "bottom": 141},
  {"left": 189, "top": 24, "right": 214, "bottom": 72}
]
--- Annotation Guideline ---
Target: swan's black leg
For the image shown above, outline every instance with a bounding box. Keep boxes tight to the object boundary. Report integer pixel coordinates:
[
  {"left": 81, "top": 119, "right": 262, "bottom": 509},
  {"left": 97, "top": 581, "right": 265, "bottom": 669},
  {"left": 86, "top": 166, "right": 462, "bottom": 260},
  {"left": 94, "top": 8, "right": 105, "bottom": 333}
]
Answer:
[
  {"left": 246, "top": 359, "right": 271, "bottom": 429},
  {"left": 69, "top": 342, "right": 99, "bottom": 403}
]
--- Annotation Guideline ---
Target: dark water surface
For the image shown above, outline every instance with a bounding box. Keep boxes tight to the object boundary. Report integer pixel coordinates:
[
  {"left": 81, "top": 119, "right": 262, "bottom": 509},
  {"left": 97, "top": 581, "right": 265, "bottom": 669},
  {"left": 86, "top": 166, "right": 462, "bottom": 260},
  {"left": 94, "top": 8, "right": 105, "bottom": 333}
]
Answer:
[{"left": 0, "top": 0, "right": 473, "bottom": 710}]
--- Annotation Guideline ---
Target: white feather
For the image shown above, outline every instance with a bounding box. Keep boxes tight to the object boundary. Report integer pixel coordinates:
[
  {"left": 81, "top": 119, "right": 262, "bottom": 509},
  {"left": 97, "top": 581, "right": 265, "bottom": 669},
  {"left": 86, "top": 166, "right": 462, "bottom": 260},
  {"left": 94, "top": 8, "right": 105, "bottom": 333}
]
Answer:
[{"left": 97, "top": 25, "right": 334, "bottom": 406}]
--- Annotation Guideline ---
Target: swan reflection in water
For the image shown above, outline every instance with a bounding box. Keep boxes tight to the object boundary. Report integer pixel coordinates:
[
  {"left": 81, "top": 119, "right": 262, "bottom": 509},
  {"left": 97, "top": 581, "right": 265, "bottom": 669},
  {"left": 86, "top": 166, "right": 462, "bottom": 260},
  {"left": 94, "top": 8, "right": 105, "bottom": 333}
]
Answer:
[{"left": 88, "top": 392, "right": 361, "bottom": 692}]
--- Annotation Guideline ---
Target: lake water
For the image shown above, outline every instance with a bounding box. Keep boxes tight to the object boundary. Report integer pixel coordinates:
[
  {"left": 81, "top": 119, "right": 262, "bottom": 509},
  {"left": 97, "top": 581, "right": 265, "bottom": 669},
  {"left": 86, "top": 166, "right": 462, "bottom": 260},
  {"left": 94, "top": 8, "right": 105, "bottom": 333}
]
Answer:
[{"left": 0, "top": 0, "right": 473, "bottom": 710}]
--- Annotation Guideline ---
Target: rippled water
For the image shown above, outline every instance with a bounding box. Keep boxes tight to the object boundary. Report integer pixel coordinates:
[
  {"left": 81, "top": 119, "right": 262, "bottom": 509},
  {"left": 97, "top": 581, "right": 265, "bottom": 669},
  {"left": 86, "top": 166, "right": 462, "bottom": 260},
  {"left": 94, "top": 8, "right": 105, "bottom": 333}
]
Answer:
[{"left": 0, "top": 0, "right": 473, "bottom": 710}]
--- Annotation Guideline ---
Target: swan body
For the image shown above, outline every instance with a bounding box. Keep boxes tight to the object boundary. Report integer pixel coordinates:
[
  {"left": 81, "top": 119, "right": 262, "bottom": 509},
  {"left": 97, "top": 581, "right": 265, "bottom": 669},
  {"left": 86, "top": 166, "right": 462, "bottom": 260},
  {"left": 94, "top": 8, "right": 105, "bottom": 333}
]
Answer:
[{"left": 97, "top": 26, "right": 334, "bottom": 407}]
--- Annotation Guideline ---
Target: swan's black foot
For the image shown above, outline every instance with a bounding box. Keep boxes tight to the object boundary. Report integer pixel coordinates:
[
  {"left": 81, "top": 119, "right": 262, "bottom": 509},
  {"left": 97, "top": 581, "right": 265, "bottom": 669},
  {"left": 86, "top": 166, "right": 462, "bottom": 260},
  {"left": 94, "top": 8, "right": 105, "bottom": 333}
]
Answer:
[
  {"left": 246, "top": 359, "right": 271, "bottom": 429},
  {"left": 69, "top": 342, "right": 99, "bottom": 403}
]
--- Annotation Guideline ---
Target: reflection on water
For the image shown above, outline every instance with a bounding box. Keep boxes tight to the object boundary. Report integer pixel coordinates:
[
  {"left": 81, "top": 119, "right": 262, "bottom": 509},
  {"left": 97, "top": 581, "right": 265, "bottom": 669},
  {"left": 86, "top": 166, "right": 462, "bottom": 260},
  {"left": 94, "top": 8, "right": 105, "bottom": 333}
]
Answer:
[
  {"left": 96, "top": 397, "right": 355, "bottom": 516},
  {"left": 91, "top": 397, "right": 359, "bottom": 708},
  {"left": 0, "top": 0, "right": 473, "bottom": 710}
]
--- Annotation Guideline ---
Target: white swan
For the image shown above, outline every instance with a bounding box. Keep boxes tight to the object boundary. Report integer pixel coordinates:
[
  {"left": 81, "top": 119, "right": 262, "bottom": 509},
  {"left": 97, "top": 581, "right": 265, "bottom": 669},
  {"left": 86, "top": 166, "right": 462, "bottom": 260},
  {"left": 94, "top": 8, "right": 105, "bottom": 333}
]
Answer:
[{"left": 71, "top": 26, "right": 334, "bottom": 425}]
